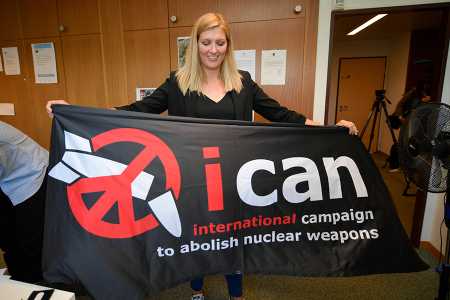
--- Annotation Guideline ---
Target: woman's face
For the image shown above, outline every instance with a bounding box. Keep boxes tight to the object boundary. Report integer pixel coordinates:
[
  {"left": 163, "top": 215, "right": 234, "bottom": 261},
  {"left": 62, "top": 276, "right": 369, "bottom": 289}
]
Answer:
[{"left": 198, "top": 27, "right": 227, "bottom": 72}]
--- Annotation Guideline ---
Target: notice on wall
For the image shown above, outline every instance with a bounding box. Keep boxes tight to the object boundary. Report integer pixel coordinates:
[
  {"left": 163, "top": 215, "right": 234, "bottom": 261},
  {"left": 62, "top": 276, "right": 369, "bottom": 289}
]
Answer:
[
  {"left": 0, "top": 103, "right": 15, "bottom": 116},
  {"left": 1, "top": 47, "right": 21, "bottom": 75},
  {"left": 31, "top": 42, "right": 58, "bottom": 84},
  {"left": 261, "top": 50, "right": 287, "bottom": 85},
  {"left": 234, "top": 50, "right": 256, "bottom": 81},
  {"left": 177, "top": 37, "right": 191, "bottom": 68},
  {"left": 136, "top": 88, "right": 156, "bottom": 101}
]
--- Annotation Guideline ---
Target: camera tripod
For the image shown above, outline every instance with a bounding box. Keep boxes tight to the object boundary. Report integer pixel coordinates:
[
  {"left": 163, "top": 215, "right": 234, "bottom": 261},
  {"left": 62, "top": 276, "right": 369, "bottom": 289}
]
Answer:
[{"left": 359, "top": 90, "right": 414, "bottom": 196}]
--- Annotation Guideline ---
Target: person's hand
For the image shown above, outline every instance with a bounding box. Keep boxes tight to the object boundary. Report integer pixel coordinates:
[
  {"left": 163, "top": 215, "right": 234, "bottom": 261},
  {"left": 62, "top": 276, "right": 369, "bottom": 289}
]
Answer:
[
  {"left": 336, "top": 120, "right": 358, "bottom": 135},
  {"left": 46, "top": 100, "right": 69, "bottom": 118},
  {"left": 305, "top": 119, "right": 321, "bottom": 126}
]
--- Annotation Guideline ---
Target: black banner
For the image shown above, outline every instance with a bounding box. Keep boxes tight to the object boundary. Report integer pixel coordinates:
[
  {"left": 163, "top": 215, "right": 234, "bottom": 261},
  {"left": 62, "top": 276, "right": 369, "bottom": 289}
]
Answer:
[{"left": 43, "top": 105, "right": 427, "bottom": 300}]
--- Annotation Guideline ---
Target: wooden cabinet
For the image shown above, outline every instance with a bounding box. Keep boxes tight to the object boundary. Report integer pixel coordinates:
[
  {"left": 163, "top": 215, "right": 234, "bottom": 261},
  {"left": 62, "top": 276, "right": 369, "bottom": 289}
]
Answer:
[
  {"left": 62, "top": 35, "right": 106, "bottom": 108},
  {"left": 231, "top": 18, "right": 306, "bottom": 121},
  {"left": 19, "top": 0, "right": 100, "bottom": 38},
  {"left": 19, "top": 0, "right": 59, "bottom": 38},
  {"left": 0, "top": 41, "right": 30, "bottom": 134},
  {"left": 0, "top": 0, "right": 21, "bottom": 41},
  {"left": 121, "top": 0, "right": 168, "bottom": 30},
  {"left": 22, "top": 38, "right": 66, "bottom": 146},
  {"left": 1, "top": 0, "right": 106, "bottom": 148},
  {"left": 124, "top": 29, "right": 171, "bottom": 101},
  {"left": 58, "top": 0, "right": 100, "bottom": 35},
  {"left": 167, "top": 0, "right": 306, "bottom": 27}
]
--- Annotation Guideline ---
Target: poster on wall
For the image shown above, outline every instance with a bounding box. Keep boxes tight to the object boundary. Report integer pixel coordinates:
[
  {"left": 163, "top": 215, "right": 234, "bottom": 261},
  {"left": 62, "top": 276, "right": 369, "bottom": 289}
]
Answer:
[
  {"left": 31, "top": 42, "right": 58, "bottom": 84},
  {"left": 136, "top": 88, "right": 156, "bottom": 101},
  {"left": 0, "top": 103, "right": 15, "bottom": 116},
  {"left": 261, "top": 49, "right": 287, "bottom": 85},
  {"left": 1, "top": 47, "right": 21, "bottom": 75},
  {"left": 234, "top": 50, "right": 256, "bottom": 80},
  {"left": 177, "top": 37, "right": 191, "bottom": 68}
]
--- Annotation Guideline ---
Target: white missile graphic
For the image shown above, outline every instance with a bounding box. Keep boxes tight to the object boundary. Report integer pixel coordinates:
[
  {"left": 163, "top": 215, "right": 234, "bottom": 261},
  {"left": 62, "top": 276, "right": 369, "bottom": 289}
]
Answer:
[{"left": 48, "top": 130, "right": 182, "bottom": 237}]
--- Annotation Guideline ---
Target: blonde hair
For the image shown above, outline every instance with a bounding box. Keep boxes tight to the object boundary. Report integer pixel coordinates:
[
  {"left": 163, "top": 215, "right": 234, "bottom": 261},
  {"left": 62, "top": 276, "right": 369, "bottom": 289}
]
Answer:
[{"left": 176, "top": 12, "right": 242, "bottom": 95}]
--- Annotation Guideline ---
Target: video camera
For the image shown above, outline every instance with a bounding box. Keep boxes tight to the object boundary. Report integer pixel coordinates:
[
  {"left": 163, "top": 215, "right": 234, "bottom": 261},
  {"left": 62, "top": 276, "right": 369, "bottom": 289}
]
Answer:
[{"left": 375, "top": 89, "right": 386, "bottom": 100}]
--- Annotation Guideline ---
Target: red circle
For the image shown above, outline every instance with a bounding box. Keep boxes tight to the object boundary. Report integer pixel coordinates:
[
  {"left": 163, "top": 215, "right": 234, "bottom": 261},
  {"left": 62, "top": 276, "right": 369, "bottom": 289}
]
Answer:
[{"left": 66, "top": 128, "right": 181, "bottom": 238}]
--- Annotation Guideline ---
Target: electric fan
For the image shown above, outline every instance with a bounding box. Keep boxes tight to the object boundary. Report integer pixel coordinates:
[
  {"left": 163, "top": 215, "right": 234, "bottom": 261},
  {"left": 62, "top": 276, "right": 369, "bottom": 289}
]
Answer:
[{"left": 398, "top": 102, "right": 450, "bottom": 300}]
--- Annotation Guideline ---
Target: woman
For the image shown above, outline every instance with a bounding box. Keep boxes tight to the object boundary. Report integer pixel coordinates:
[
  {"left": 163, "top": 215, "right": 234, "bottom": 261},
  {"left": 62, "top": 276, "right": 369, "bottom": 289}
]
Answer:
[{"left": 48, "top": 12, "right": 357, "bottom": 300}]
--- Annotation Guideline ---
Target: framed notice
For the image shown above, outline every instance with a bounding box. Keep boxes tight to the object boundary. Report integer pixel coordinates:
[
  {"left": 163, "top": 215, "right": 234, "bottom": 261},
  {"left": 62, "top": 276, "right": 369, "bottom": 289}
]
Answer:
[{"left": 136, "top": 88, "right": 156, "bottom": 101}]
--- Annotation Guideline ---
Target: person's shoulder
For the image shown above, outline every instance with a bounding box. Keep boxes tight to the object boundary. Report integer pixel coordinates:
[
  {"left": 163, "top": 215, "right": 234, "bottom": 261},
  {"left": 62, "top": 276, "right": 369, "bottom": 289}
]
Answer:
[
  {"left": 168, "top": 71, "right": 177, "bottom": 80},
  {"left": 238, "top": 70, "right": 251, "bottom": 79},
  {"left": 164, "top": 71, "right": 179, "bottom": 87},
  {"left": 238, "top": 70, "right": 253, "bottom": 86}
]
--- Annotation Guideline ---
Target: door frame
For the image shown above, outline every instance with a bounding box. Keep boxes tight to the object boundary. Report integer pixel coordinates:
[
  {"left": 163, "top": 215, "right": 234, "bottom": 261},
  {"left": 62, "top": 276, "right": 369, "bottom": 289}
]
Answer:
[{"left": 326, "top": 3, "right": 450, "bottom": 248}]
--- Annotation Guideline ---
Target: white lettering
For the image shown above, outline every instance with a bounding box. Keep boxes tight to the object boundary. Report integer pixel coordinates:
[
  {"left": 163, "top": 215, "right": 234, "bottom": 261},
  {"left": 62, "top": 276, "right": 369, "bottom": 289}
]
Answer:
[
  {"left": 282, "top": 157, "right": 323, "bottom": 203},
  {"left": 236, "top": 159, "right": 277, "bottom": 206},
  {"left": 323, "top": 156, "right": 368, "bottom": 199}
]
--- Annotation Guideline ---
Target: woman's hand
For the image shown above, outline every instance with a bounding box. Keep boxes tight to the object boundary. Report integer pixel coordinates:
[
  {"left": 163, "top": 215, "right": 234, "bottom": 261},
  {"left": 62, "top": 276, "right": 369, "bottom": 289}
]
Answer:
[
  {"left": 305, "top": 119, "right": 321, "bottom": 126},
  {"left": 46, "top": 100, "right": 69, "bottom": 118},
  {"left": 336, "top": 120, "right": 358, "bottom": 135}
]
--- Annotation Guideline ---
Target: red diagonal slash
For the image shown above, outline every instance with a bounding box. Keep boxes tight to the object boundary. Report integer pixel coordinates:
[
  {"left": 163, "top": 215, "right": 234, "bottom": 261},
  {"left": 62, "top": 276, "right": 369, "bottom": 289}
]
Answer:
[{"left": 67, "top": 128, "right": 181, "bottom": 238}]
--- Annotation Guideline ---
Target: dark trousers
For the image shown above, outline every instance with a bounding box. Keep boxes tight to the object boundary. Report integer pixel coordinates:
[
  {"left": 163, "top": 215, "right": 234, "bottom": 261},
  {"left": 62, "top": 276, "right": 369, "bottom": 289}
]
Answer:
[
  {"left": 191, "top": 272, "right": 243, "bottom": 297},
  {"left": 0, "top": 178, "right": 46, "bottom": 283},
  {"left": 388, "top": 144, "right": 400, "bottom": 169}
]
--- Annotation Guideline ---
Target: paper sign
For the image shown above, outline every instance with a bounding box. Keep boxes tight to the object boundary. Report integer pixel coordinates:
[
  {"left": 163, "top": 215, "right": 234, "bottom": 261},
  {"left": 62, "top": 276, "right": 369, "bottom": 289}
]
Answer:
[
  {"left": 261, "top": 50, "right": 287, "bottom": 85},
  {"left": 0, "top": 103, "right": 15, "bottom": 115},
  {"left": 136, "top": 88, "right": 156, "bottom": 101},
  {"left": 234, "top": 50, "right": 256, "bottom": 81},
  {"left": 177, "top": 37, "right": 191, "bottom": 68},
  {"left": 0, "top": 279, "right": 75, "bottom": 300},
  {"left": 31, "top": 42, "right": 58, "bottom": 84},
  {"left": 1, "top": 47, "right": 20, "bottom": 75}
]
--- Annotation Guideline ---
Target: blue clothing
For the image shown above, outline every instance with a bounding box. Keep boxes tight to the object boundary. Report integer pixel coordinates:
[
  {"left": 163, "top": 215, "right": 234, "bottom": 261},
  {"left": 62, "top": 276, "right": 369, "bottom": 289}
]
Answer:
[
  {"left": 191, "top": 272, "right": 243, "bottom": 297},
  {"left": 0, "top": 121, "right": 48, "bottom": 205}
]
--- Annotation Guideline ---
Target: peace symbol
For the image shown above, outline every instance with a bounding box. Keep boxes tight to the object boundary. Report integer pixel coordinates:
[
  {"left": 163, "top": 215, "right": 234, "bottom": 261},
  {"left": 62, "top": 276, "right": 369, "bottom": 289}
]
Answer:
[{"left": 66, "top": 128, "right": 181, "bottom": 238}]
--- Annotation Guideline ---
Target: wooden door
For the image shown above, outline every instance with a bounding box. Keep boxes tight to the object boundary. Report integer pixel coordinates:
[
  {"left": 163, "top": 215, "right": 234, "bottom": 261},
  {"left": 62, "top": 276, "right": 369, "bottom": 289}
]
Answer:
[
  {"left": 167, "top": 0, "right": 306, "bottom": 27},
  {"left": 23, "top": 38, "right": 66, "bottom": 148},
  {"left": 124, "top": 29, "right": 171, "bottom": 102},
  {"left": 121, "top": 0, "right": 168, "bottom": 31},
  {"left": 231, "top": 19, "right": 305, "bottom": 122},
  {"left": 19, "top": 0, "right": 59, "bottom": 38},
  {"left": 0, "top": 0, "right": 21, "bottom": 41},
  {"left": 0, "top": 41, "right": 31, "bottom": 135},
  {"left": 58, "top": 0, "right": 100, "bottom": 35},
  {"left": 336, "top": 57, "right": 386, "bottom": 151},
  {"left": 62, "top": 35, "right": 107, "bottom": 108},
  {"left": 121, "top": 0, "right": 171, "bottom": 103}
]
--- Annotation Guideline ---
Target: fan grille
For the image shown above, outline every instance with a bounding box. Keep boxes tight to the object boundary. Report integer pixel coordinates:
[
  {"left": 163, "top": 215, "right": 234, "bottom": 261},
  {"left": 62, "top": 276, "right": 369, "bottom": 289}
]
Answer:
[{"left": 399, "top": 103, "right": 450, "bottom": 193}]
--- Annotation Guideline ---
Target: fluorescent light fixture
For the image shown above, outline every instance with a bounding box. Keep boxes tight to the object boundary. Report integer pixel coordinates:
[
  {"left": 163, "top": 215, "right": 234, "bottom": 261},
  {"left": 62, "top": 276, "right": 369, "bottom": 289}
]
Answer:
[{"left": 347, "top": 14, "right": 388, "bottom": 36}]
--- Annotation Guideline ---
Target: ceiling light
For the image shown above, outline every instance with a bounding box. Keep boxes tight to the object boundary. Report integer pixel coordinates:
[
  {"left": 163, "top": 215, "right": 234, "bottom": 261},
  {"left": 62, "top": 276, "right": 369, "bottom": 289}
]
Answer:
[{"left": 347, "top": 14, "right": 388, "bottom": 36}]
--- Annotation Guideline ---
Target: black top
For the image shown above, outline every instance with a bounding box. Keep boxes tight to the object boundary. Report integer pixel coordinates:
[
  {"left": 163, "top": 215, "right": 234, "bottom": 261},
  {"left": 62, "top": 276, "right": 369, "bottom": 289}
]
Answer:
[
  {"left": 117, "top": 70, "right": 306, "bottom": 124},
  {"left": 196, "top": 93, "right": 235, "bottom": 120}
]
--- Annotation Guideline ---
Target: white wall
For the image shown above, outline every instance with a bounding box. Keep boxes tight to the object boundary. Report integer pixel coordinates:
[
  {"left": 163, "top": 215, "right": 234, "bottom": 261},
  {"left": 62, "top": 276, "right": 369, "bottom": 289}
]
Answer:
[{"left": 315, "top": 0, "right": 450, "bottom": 251}]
